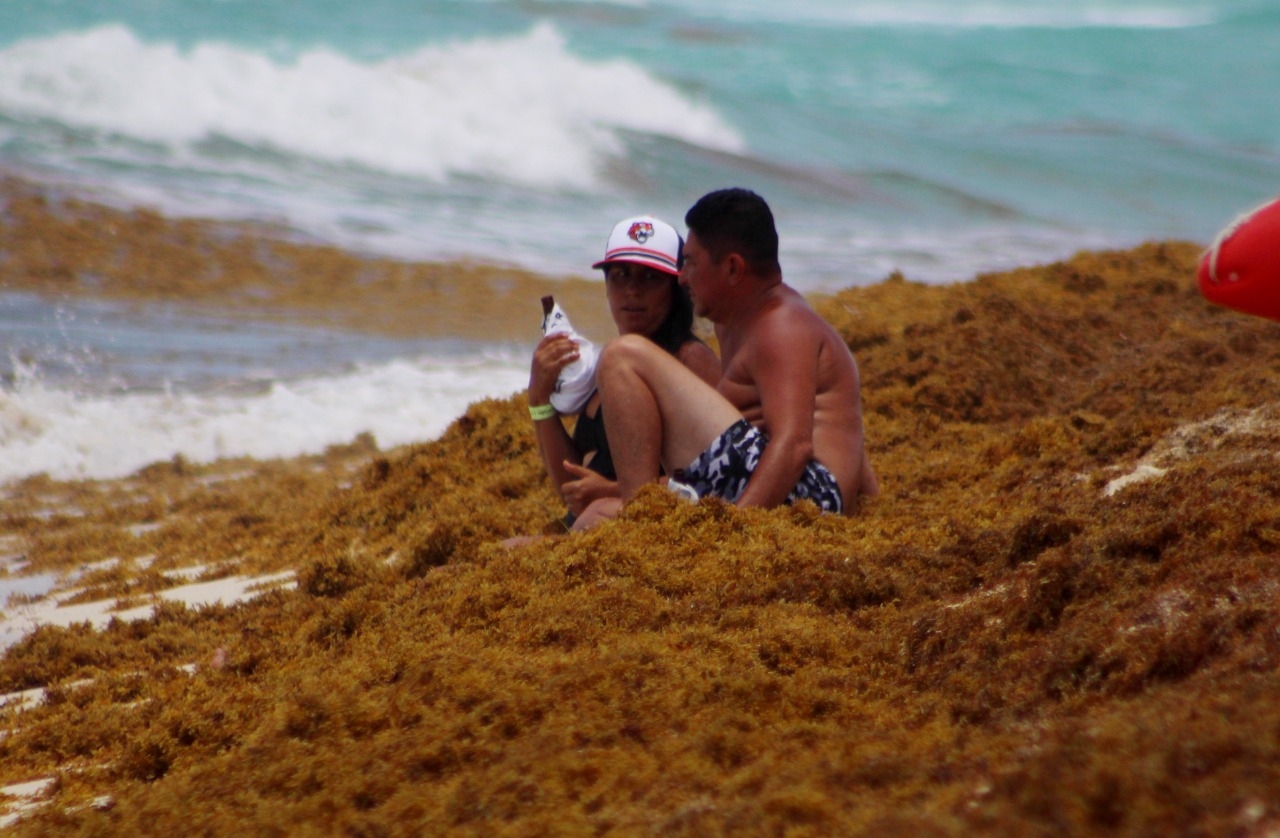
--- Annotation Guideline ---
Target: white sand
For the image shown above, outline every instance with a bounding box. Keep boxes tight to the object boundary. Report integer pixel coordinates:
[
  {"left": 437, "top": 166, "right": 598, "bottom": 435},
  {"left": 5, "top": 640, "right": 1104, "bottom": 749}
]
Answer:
[
  {"left": 0, "top": 568, "right": 292, "bottom": 827},
  {"left": 0, "top": 778, "right": 55, "bottom": 829},
  {"left": 1103, "top": 403, "right": 1280, "bottom": 497},
  {"left": 1, "top": 568, "right": 296, "bottom": 649}
]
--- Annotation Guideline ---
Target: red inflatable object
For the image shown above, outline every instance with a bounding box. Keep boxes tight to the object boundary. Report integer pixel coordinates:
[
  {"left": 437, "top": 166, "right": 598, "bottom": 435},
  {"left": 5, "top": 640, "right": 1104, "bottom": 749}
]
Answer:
[{"left": 1197, "top": 196, "right": 1280, "bottom": 322}]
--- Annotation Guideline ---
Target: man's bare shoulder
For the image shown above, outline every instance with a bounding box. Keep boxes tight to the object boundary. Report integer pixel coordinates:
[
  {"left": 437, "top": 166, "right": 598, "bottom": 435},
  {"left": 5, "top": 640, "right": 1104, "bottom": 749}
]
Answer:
[
  {"left": 751, "top": 285, "right": 831, "bottom": 342},
  {"left": 722, "top": 283, "right": 826, "bottom": 372},
  {"left": 753, "top": 287, "right": 860, "bottom": 390}
]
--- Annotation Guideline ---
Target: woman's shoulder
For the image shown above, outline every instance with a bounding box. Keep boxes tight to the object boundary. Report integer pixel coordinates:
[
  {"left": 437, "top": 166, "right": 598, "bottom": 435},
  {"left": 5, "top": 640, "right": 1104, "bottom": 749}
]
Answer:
[
  {"left": 676, "top": 338, "right": 721, "bottom": 386},
  {"left": 674, "top": 336, "right": 710, "bottom": 359}
]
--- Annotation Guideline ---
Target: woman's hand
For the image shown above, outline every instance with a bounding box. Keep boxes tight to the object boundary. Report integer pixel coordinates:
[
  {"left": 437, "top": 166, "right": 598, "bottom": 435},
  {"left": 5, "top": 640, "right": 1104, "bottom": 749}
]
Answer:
[
  {"left": 560, "top": 461, "right": 618, "bottom": 515},
  {"left": 528, "top": 333, "right": 580, "bottom": 405}
]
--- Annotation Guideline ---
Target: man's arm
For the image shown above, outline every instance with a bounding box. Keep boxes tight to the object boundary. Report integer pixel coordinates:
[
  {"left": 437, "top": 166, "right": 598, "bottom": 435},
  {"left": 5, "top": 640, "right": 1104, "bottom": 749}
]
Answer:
[{"left": 734, "top": 309, "right": 820, "bottom": 509}]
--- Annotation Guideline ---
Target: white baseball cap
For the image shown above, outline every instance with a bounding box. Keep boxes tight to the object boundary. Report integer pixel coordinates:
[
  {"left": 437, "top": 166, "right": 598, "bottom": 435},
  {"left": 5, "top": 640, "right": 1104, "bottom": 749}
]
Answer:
[{"left": 592, "top": 215, "right": 682, "bottom": 276}]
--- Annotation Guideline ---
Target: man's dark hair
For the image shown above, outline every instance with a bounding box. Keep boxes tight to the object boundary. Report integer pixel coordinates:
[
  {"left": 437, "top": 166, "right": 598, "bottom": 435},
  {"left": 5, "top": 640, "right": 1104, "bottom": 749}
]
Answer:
[{"left": 684, "top": 188, "right": 781, "bottom": 276}]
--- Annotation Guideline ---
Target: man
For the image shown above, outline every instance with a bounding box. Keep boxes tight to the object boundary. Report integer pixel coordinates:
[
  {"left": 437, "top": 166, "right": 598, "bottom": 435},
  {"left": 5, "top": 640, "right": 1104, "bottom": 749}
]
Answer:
[{"left": 596, "top": 188, "right": 878, "bottom": 514}]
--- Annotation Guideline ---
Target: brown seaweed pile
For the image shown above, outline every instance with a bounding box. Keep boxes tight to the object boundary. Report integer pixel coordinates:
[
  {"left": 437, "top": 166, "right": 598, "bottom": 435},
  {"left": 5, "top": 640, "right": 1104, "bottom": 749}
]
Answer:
[
  {"left": 3, "top": 184, "right": 1280, "bottom": 835},
  {"left": 0, "top": 175, "right": 617, "bottom": 342}
]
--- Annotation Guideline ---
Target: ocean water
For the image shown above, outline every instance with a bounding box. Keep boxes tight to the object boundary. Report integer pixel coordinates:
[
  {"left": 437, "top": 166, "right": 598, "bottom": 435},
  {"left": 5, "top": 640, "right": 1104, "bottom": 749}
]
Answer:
[
  {"left": 0, "top": 294, "right": 529, "bottom": 482},
  {"left": 2, "top": 0, "right": 1278, "bottom": 482}
]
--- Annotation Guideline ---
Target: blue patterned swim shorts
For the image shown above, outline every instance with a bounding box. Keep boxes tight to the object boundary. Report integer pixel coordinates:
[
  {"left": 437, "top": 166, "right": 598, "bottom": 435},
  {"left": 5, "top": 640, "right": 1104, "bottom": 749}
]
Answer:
[{"left": 680, "top": 419, "right": 843, "bottom": 513}]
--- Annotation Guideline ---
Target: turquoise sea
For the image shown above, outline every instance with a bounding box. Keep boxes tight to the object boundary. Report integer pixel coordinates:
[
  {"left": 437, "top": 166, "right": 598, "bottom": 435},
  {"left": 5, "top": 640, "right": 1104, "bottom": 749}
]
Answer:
[
  {"left": 4, "top": 0, "right": 1277, "bottom": 287},
  {"left": 1, "top": 0, "right": 1278, "bottom": 481}
]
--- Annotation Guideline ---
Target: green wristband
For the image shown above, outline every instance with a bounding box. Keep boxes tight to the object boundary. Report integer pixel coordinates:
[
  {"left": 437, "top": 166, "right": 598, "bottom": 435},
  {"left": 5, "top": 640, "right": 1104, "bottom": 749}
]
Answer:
[{"left": 529, "top": 403, "right": 557, "bottom": 421}]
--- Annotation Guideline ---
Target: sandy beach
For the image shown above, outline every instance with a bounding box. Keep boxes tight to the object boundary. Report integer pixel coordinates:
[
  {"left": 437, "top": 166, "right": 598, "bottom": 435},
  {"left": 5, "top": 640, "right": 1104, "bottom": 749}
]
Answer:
[{"left": 3, "top": 182, "right": 1280, "bottom": 835}]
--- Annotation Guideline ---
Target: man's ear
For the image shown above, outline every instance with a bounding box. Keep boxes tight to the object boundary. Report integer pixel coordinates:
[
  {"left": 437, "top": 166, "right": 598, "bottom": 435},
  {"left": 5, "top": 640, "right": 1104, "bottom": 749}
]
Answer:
[{"left": 724, "top": 252, "right": 746, "bottom": 285}]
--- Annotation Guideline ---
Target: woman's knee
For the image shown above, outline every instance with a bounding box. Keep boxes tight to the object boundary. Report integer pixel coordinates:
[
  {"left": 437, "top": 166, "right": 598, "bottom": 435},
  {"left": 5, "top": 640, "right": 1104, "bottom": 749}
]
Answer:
[{"left": 598, "top": 333, "right": 659, "bottom": 373}]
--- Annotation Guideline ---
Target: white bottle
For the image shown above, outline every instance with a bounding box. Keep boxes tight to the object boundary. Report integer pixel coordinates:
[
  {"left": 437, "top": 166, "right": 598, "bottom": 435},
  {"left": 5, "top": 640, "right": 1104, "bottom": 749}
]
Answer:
[{"left": 541, "top": 295, "right": 597, "bottom": 415}]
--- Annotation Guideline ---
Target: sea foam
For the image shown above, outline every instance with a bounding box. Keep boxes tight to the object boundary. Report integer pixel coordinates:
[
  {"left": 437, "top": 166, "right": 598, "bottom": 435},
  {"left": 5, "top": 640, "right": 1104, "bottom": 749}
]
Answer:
[
  {"left": 0, "top": 354, "right": 528, "bottom": 484},
  {"left": 0, "top": 22, "right": 744, "bottom": 190}
]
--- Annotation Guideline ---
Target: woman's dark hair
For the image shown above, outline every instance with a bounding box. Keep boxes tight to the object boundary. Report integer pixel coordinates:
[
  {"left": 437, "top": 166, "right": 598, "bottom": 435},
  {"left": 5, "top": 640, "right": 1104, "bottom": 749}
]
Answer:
[{"left": 648, "top": 274, "right": 699, "bottom": 355}]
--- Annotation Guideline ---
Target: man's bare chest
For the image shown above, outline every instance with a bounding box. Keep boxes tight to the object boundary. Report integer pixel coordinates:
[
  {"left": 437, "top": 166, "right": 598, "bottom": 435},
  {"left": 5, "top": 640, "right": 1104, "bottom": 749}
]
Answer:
[{"left": 716, "top": 352, "right": 760, "bottom": 414}]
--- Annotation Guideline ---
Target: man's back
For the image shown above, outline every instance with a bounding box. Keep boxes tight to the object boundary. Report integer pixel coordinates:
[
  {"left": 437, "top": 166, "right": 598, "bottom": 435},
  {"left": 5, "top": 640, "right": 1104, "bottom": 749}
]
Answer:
[{"left": 716, "top": 284, "right": 877, "bottom": 503}]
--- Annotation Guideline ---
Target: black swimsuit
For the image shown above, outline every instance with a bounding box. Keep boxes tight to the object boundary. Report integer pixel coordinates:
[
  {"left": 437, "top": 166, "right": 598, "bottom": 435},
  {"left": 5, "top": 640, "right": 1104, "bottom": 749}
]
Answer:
[
  {"left": 571, "top": 399, "right": 615, "bottom": 480},
  {"left": 563, "top": 338, "right": 705, "bottom": 523}
]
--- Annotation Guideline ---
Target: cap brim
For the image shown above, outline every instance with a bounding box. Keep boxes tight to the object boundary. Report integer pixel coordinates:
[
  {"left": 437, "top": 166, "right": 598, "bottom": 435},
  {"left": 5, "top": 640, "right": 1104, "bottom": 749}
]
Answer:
[{"left": 592, "top": 254, "right": 679, "bottom": 275}]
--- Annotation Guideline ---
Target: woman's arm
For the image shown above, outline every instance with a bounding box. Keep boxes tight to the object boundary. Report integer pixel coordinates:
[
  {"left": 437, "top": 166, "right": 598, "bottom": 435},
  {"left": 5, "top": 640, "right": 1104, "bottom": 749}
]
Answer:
[
  {"left": 528, "top": 333, "right": 583, "bottom": 495},
  {"left": 559, "top": 460, "right": 619, "bottom": 516}
]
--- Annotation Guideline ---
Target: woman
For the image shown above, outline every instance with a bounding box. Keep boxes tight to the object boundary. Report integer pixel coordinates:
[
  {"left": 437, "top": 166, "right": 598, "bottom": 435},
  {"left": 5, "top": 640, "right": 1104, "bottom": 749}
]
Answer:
[{"left": 527, "top": 215, "right": 720, "bottom": 531}]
